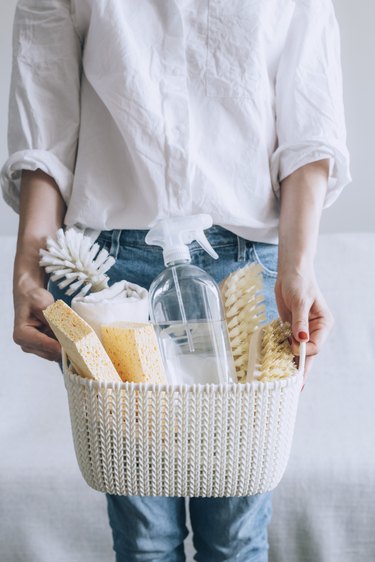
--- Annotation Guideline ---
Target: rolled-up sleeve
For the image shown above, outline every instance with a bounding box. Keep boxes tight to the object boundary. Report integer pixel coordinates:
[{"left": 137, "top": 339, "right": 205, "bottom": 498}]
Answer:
[
  {"left": 1, "top": 0, "right": 81, "bottom": 213},
  {"left": 270, "top": 0, "right": 351, "bottom": 207}
]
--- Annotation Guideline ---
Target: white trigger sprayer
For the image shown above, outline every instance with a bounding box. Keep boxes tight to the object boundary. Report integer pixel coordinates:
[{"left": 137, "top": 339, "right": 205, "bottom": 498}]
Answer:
[
  {"left": 145, "top": 214, "right": 235, "bottom": 385},
  {"left": 145, "top": 214, "right": 219, "bottom": 266}
]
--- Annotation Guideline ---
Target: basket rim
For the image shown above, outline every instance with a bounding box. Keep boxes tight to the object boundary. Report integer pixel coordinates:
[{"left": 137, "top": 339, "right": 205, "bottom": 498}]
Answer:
[{"left": 63, "top": 367, "right": 303, "bottom": 393}]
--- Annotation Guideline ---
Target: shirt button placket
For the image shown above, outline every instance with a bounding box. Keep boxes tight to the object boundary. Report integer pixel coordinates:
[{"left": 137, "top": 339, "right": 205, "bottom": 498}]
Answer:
[{"left": 160, "top": 35, "right": 191, "bottom": 214}]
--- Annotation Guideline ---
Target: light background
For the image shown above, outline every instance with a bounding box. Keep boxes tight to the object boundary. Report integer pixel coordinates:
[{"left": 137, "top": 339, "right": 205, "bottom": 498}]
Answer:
[{"left": 1, "top": 0, "right": 374, "bottom": 235}]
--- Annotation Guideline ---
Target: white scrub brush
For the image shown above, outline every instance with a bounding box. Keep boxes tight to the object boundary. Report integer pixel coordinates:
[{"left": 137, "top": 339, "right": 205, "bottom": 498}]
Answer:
[{"left": 39, "top": 226, "right": 115, "bottom": 297}]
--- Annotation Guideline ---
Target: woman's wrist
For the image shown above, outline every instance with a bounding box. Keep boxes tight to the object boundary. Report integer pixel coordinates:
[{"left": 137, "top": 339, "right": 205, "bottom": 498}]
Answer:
[
  {"left": 14, "top": 260, "right": 47, "bottom": 292},
  {"left": 13, "top": 169, "right": 66, "bottom": 292},
  {"left": 278, "top": 247, "right": 315, "bottom": 277},
  {"left": 14, "top": 245, "right": 48, "bottom": 291}
]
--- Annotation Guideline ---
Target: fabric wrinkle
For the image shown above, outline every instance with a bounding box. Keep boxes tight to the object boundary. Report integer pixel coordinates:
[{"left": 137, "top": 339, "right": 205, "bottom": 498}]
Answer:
[{"left": 1, "top": 0, "right": 351, "bottom": 243}]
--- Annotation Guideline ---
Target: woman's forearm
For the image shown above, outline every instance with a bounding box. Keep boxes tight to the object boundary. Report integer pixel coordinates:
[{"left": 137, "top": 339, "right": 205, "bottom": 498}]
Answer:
[
  {"left": 12, "top": 169, "right": 66, "bottom": 361},
  {"left": 14, "top": 169, "right": 66, "bottom": 289},
  {"left": 278, "top": 159, "right": 330, "bottom": 273},
  {"left": 276, "top": 159, "right": 333, "bottom": 380}
]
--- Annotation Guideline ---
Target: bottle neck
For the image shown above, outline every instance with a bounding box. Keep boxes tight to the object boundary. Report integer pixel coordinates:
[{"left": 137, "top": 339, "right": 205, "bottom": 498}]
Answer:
[{"left": 166, "top": 258, "right": 191, "bottom": 267}]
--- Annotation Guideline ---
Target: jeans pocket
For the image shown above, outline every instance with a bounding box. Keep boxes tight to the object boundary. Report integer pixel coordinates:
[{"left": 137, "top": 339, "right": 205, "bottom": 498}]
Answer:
[
  {"left": 206, "top": 0, "right": 261, "bottom": 98},
  {"left": 251, "top": 242, "right": 278, "bottom": 278}
]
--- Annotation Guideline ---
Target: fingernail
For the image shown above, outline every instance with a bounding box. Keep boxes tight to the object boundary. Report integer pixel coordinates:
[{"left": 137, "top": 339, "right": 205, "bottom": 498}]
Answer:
[{"left": 298, "top": 331, "right": 309, "bottom": 341}]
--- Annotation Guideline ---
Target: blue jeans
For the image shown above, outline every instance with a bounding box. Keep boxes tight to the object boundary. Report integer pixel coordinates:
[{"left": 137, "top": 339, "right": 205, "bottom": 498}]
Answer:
[{"left": 49, "top": 226, "right": 278, "bottom": 562}]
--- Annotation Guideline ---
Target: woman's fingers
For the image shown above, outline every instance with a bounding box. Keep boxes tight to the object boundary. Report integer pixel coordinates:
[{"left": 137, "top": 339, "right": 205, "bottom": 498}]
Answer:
[
  {"left": 20, "top": 343, "right": 61, "bottom": 362},
  {"left": 289, "top": 300, "right": 334, "bottom": 357},
  {"left": 290, "top": 298, "right": 311, "bottom": 342},
  {"left": 275, "top": 273, "right": 334, "bottom": 389},
  {"left": 14, "top": 323, "right": 61, "bottom": 361},
  {"left": 303, "top": 355, "right": 314, "bottom": 381},
  {"left": 300, "top": 356, "right": 315, "bottom": 390},
  {"left": 13, "top": 287, "right": 62, "bottom": 362},
  {"left": 293, "top": 344, "right": 315, "bottom": 391}
]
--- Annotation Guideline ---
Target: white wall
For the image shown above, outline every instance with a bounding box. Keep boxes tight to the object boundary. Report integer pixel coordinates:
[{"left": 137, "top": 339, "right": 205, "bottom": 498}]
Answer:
[
  {"left": 320, "top": 0, "right": 375, "bottom": 233},
  {"left": 0, "top": 1, "right": 18, "bottom": 235},
  {"left": 1, "top": 0, "right": 374, "bottom": 235}
]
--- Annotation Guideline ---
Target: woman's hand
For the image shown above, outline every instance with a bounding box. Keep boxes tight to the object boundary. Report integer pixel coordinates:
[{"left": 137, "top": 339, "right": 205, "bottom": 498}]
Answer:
[
  {"left": 13, "top": 269, "right": 61, "bottom": 362},
  {"left": 275, "top": 266, "right": 334, "bottom": 382}
]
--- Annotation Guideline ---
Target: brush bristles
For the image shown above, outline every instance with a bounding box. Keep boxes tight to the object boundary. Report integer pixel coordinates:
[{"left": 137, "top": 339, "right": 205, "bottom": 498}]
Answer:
[
  {"left": 257, "top": 320, "right": 297, "bottom": 382},
  {"left": 39, "top": 226, "right": 115, "bottom": 297},
  {"left": 221, "top": 264, "right": 297, "bottom": 383},
  {"left": 221, "top": 263, "right": 267, "bottom": 382}
]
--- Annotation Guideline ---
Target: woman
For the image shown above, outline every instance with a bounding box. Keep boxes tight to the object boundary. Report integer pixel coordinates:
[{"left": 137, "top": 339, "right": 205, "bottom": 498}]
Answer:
[{"left": 1, "top": 1, "right": 350, "bottom": 560}]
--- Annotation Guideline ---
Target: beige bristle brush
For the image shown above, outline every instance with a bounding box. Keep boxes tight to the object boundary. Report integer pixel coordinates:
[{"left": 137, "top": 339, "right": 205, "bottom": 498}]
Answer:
[
  {"left": 246, "top": 319, "right": 305, "bottom": 382},
  {"left": 221, "top": 263, "right": 266, "bottom": 382},
  {"left": 221, "top": 264, "right": 305, "bottom": 383}
]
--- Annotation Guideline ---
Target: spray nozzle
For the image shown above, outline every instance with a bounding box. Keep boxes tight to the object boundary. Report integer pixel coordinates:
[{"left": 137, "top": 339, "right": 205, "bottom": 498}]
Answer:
[{"left": 145, "top": 214, "right": 218, "bottom": 265}]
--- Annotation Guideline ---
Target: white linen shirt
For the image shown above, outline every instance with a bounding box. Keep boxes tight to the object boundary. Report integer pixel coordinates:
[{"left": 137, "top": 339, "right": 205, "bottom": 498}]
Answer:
[{"left": 1, "top": 0, "right": 351, "bottom": 243}]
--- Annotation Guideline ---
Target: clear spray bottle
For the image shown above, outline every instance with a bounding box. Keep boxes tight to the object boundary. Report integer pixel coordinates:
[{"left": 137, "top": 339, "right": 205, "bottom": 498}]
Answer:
[{"left": 145, "top": 214, "right": 235, "bottom": 385}]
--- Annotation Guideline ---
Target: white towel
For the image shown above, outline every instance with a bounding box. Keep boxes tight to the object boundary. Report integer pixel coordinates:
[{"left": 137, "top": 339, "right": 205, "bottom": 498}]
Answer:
[{"left": 71, "top": 280, "right": 149, "bottom": 340}]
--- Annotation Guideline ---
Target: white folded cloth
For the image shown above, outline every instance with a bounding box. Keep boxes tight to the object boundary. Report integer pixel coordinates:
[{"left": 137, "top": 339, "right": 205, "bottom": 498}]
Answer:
[{"left": 71, "top": 280, "right": 149, "bottom": 340}]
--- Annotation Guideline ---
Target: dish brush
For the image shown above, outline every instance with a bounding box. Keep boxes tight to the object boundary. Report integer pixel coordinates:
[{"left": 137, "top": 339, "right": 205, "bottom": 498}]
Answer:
[
  {"left": 246, "top": 319, "right": 305, "bottom": 382},
  {"left": 39, "top": 226, "right": 115, "bottom": 297},
  {"left": 221, "top": 263, "right": 305, "bottom": 383},
  {"left": 221, "top": 263, "right": 267, "bottom": 382}
]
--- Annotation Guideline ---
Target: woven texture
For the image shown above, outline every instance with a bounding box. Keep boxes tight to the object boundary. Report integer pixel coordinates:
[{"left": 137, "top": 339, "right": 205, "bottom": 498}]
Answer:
[{"left": 63, "top": 370, "right": 302, "bottom": 497}]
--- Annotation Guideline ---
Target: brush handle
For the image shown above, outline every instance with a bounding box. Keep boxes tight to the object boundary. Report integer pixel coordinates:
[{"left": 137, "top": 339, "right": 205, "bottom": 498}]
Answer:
[
  {"left": 246, "top": 328, "right": 263, "bottom": 383},
  {"left": 62, "top": 349, "right": 68, "bottom": 374},
  {"left": 298, "top": 341, "right": 307, "bottom": 375}
]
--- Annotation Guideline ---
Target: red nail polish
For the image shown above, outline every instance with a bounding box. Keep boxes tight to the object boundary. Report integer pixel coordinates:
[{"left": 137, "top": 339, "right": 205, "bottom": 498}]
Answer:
[{"left": 298, "top": 331, "right": 309, "bottom": 340}]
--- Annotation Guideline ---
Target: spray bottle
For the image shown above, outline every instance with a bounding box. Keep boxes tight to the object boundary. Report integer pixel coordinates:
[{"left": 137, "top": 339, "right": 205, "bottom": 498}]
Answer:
[{"left": 145, "top": 214, "right": 235, "bottom": 385}]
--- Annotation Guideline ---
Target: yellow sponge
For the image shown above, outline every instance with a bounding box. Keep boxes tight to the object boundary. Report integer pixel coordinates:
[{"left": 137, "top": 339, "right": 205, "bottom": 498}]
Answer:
[
  {"left": 101, "top": 322, "right": 167, "bottom": 384},
  {"left": 43, "top": 300, "right": 121, "bottom": 382}
]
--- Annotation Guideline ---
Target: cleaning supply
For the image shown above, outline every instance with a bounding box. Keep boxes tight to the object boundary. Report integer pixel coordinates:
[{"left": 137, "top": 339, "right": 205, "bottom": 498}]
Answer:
[
  {"left": 246, "top": 320, "right": 301, "bottom": 382},
  {"left": 221, "top": 263, "right": 267, "bottom": 382},
  {"left": 145, "top": 214, "right": 235, "bottom": 385},
  {"left": 39, "top": 226, "right": 115, "bottom": 297},
  {"left": 101, "top": 322, "right": 167, "bottom": 383},
  {"left": 72, "top": 280, "right": 149, "bottom": 341},
  {"left": 221, "top": 263, "right": 304, "bottom": 383},
  {"left": 43, "top": 300, "right": 121, "bottom": 382}
]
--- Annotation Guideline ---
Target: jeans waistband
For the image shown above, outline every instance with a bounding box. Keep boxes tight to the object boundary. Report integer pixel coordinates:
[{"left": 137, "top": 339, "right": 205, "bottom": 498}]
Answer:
[{"left": 97, "top": 226, "right": 248, "bottom": 262}]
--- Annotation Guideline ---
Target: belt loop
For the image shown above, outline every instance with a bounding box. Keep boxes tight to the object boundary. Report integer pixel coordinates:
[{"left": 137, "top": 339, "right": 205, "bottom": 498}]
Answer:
[
  {"left": 237, "top": 235, "right": 246, "bottom": 262},
  {"left": 110, "top": 229, "right": 122, "bottom": 260}
]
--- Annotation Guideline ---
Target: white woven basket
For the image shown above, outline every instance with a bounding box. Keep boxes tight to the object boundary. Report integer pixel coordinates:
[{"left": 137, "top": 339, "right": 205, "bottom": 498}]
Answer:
[{"left": 62, "top": 348, "right": 304, "bottom": 497}]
